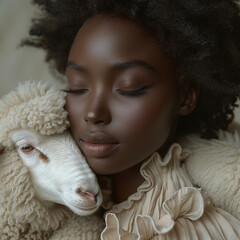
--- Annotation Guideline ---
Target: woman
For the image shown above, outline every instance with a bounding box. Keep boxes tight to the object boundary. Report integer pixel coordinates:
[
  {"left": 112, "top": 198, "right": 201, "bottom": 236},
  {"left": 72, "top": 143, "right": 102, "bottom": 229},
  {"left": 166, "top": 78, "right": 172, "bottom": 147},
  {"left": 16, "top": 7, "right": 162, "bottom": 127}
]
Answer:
[{"left": 23, "top": 1, "right": 240, "bottom": 239}]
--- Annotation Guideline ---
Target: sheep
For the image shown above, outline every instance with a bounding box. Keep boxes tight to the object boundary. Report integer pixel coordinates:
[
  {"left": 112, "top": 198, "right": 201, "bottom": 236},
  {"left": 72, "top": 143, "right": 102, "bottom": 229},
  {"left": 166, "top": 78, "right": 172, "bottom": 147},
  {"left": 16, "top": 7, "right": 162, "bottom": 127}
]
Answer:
[
  {"left": 0, "top": 81, "right": 105, "bottom": 240},
  {"left": 180, "top": 130, "right": 240, "bottom": 221}
]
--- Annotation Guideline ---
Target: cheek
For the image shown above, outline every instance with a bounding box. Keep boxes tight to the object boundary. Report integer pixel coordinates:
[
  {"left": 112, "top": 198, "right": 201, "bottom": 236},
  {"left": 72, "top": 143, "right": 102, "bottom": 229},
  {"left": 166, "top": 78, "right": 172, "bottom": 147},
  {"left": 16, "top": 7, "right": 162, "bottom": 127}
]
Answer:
[
  {"left": 65, "top": 95, "right": 82, "bottom": 115},
  {"left": 65, "top": 95, "right": 84, "bottom": 128},
  {"left": 18, "top": 151, "right": 41, "bottom": 167},
  {"left": 112, "top": 96, "right": 176, "bottom": 142}
]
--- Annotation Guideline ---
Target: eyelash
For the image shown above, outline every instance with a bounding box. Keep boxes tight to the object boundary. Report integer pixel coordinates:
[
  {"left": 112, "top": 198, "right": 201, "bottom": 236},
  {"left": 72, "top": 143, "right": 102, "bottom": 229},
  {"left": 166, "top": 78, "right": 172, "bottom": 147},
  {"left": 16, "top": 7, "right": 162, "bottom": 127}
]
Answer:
[
  {"left": 63, "top": 86, "right": 150, "bottom": 96},
  {"left": 116, "top": 86, "right": 150, "bottom": 96},
  {"left": 63, "top": 89, "right": 89, "bottom": 94}
]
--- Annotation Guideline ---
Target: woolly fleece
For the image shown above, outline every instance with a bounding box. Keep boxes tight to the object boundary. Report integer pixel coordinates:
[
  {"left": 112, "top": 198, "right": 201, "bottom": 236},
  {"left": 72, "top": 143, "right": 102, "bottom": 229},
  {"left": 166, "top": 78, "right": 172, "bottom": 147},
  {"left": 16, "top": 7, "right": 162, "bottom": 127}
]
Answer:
[
  {"left": 180, "top": 130, "right": 240, "bottom": 221},
  {"left": 0, "top": 80, "right": 69, "bottom": 149},
  {"left": 0, "top": 150, "right": 72, "bottom": 239},
  {"left": 0, "top": 81, "right": 104, "bottom": 239}
]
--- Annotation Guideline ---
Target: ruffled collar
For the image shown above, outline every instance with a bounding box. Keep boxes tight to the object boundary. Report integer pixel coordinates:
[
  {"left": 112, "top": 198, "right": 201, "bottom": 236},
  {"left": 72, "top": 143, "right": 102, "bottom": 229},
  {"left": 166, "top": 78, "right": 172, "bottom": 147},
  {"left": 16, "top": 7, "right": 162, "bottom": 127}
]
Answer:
[
  {"left": 100, "top": 144, "right": 208, "bottom": 240},
  {"left": 100, "top": 143, "right": 191, "bottom": 212}
]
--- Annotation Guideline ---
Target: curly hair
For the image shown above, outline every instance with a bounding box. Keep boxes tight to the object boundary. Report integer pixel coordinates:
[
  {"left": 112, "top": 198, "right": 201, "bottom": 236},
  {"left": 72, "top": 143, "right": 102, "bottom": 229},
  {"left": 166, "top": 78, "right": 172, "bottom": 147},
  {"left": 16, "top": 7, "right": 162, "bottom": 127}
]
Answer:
[{"left": 22, "top": 0, "right": 240, "bottom": 139}]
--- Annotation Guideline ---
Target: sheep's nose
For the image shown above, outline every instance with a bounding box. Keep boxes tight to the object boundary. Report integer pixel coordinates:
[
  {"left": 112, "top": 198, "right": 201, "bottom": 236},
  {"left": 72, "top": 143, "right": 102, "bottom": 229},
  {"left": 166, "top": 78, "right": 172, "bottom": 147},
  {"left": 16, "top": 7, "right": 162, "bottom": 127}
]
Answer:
[{"left": 76, "top": 188, "right": 98, "bottom": 208}]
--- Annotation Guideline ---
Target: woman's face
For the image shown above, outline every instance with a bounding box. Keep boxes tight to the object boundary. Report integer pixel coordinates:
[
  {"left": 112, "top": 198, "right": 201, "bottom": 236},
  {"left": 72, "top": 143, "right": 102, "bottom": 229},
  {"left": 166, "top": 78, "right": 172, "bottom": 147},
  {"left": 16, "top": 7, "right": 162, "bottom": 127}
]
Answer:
[{"left": 65, "top": 15, "right": 181, "bottom": 175}]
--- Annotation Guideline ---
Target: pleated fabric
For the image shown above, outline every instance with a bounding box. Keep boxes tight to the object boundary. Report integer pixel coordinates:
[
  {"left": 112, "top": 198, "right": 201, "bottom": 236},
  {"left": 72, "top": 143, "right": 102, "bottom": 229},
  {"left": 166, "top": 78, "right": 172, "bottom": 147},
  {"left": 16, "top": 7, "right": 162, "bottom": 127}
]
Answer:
[{"left": 100, "top": 144, "right": 240, "bottom": 240}]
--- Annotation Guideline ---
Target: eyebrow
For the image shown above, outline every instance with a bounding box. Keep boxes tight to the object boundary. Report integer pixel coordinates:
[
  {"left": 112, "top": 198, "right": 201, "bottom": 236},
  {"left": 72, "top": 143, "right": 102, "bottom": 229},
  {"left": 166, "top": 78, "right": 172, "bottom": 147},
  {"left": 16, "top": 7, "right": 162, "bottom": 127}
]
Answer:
[
  {"left": 67, "top": 62, "right": 88, "bottom": 73},
  {"left": 67, "top": 60, "right": 158, "bottom": 73},
  {"left": 112, "top": 60, "right": 158, "bottom": 73}
]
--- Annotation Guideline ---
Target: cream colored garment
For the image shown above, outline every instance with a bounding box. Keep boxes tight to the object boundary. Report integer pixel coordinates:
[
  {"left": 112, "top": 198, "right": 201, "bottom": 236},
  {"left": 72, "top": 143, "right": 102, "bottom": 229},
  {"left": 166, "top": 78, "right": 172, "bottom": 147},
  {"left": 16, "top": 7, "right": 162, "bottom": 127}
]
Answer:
[{"left": 100, "top": 144, "right": 240, "bottom": 240}]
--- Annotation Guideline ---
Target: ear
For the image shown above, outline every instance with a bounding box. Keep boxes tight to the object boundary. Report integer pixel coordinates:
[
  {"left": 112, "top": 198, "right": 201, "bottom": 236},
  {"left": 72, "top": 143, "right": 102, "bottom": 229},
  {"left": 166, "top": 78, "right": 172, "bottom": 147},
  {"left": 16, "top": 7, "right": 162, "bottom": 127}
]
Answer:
[{"left": 178, "top": 87, "right": 198, "bottom": 116}]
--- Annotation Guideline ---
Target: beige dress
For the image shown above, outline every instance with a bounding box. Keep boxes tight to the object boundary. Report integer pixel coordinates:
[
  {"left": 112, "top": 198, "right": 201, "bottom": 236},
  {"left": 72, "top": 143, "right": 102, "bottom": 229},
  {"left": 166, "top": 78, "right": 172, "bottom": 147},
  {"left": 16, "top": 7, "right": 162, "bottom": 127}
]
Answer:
[{"left": 100, "top": 143, "right": 240, "bottom": 240}]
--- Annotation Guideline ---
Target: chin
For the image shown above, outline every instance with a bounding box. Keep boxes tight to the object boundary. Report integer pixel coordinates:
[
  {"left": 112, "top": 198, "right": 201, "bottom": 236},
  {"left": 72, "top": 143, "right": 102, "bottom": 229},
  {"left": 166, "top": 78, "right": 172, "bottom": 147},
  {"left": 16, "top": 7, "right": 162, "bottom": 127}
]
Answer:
[
  {"left": 92, "top": 165, "right": 129, "bottom": 175},
  {"left": 63, "top": 192, "right": 103, "bottom": 216},
  {"left": 67, "top": 204, "right": 100, "bottom": 216}
]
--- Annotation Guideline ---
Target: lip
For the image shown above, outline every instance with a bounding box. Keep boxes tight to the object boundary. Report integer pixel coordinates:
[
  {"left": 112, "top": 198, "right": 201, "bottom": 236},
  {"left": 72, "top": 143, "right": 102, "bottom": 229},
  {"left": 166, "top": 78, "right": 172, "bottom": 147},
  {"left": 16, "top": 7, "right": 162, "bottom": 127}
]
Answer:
[
  {"left": 81, "top": 141, "right": 119, "bottom": 158},
  {"left": 80, "top": 132, "right": 119, "bottom": 158}
]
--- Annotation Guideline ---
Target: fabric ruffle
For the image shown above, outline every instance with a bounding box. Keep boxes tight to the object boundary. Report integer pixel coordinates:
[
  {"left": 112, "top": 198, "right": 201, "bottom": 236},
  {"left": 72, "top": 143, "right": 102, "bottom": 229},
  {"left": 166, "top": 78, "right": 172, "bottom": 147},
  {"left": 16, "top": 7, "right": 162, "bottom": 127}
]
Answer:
[
  {"left": 101, "top": 187, "right": 204, "bottom": 240},
  {"left": 100, "top": 143, "right": 240, "bottom": 239},
  {"left": 102, "top": 144, "right": 191, "bottom": 214}
]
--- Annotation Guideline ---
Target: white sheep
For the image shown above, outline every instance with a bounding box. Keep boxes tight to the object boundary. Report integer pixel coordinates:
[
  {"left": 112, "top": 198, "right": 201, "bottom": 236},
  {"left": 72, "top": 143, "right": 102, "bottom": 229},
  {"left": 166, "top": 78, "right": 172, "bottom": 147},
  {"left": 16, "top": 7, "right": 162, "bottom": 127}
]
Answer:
[{"left": 0, "top": 81, "right": 104, "bottom": 240}]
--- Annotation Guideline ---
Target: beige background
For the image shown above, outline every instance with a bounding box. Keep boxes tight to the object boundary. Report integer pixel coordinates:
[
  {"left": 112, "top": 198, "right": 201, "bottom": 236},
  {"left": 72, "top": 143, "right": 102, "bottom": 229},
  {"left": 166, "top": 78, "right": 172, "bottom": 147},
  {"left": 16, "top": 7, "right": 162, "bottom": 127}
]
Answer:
[
  {"left": 0, "top": 0, "right": 240, "bottom": 128},
  {"left": 0, "top": 0, "right": 58, "bottom": 96}
]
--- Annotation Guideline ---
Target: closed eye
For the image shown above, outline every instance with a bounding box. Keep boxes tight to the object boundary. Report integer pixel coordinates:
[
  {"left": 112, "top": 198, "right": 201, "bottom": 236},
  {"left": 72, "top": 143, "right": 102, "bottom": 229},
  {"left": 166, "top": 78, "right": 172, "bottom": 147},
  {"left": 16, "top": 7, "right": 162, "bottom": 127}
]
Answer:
[
  {"left": 116, "top": 86, "right": 150, "bottom": 96},
  {"left": 63, "top": 89, "right": 89, "bottom": 94}
]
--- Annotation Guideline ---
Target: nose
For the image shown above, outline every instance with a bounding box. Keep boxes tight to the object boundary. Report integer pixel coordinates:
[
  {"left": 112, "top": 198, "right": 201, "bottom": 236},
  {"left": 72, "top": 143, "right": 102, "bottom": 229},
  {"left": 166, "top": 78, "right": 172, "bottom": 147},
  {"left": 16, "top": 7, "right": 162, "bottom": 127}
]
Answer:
[
  {"left": 83, "top": 92, "right": 111, "bottom": 125},
  {"left": 76, "top": 188, "right": 97, "bottom": 202},
  {"left": 76, "top": 188, "right": 99, "bottom": 209}
]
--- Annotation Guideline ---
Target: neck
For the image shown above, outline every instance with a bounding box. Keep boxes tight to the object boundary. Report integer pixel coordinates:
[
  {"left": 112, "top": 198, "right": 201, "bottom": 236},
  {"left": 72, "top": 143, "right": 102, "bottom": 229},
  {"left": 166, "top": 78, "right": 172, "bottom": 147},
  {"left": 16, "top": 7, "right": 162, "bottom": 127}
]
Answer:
[
  {"left": 111, "top": 161, "right": 145, "bottom": 204},
  {"left": 109, "top": 138, "right": 175, "bottom": 204},
  {"left": 108, "top": 126, "right": 178, "bottom": 204}
]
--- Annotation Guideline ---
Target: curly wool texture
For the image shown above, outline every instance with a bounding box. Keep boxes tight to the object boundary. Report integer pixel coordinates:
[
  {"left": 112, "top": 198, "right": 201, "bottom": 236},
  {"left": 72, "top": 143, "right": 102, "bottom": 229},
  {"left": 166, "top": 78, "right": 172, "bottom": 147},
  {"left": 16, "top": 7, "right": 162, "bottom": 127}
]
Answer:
[
  {"left": 49, "top": 214, "right": 104, "bottom": 240},
  {"left": 0, "top": 81, "right": 104, "bottom": 239},
  {"left": 0, "top": 144, "right": 104, "bottom": 240},
  {"left": 0, "top": 80, "right": 69, "bottom": 149},
  {"left": 180, "top": 130, "right": 240, "bottom": 220},
  {"left": 0, "top": 151, "right": 72, "bottom": 239}
]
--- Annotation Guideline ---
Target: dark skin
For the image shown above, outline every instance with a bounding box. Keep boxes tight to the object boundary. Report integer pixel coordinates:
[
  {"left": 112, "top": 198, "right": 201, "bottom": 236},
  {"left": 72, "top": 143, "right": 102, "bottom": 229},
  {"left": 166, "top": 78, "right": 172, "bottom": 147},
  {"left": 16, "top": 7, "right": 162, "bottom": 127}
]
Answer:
[{"left": 65, "top": 14, "right": 197, "bottom": 203}]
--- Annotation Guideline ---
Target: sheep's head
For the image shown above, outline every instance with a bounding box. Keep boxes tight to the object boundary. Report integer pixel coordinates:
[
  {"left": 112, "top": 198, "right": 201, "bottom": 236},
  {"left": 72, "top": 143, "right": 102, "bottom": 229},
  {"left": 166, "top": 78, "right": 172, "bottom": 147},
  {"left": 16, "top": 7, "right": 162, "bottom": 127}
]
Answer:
[
  {"left": 0, "top": 81, "right": 102, "bottom": 216},
  {"left": 10, "top": 128, "right": 102, "bottom": 216}
]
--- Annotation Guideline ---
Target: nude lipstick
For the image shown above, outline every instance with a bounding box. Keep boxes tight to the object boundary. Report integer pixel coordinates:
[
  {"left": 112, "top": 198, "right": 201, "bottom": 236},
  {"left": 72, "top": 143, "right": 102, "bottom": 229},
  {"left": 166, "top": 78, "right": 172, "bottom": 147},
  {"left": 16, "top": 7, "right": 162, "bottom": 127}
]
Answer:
[
  {"left": 81, "top": 142, "right": 119, "bottom": 158},
  {"left": 80, "top": 132, "right": 119, "bottom": 158}
]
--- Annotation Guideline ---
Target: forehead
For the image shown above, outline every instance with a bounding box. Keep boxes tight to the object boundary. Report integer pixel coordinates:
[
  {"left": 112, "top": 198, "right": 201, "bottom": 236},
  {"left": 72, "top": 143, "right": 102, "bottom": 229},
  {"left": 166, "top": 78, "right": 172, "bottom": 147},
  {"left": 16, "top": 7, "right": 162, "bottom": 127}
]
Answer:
[
  {"left": 68, "top": 14, "right": 173, "bottom": 71},
  {"left": 74, "top": 14, "right": 157, "bottom": 46}
]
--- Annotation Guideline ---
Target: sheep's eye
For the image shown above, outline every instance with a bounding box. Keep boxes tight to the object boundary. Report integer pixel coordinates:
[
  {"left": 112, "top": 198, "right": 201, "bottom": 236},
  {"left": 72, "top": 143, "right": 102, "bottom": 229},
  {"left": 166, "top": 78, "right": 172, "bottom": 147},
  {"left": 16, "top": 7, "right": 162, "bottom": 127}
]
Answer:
[{"left": 20, "top": 144, "right": 34, "bottom": 153}]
